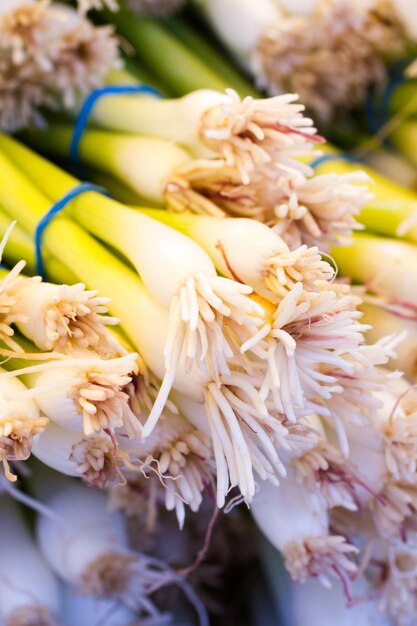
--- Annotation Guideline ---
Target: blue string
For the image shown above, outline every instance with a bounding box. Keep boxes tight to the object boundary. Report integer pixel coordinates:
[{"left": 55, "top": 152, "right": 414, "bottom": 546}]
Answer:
[
  {"left": 69, "top": 84, "right": 162, "bottom": 173},
  {"left": 310, "top": 152, "right": 361, "bottom": 169},
  {"left": 35, "top": 182, "right": 109, "bottom": 279}
]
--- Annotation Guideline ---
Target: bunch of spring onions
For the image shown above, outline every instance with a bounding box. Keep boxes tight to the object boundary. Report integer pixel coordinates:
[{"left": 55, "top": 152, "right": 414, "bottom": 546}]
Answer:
[
  {"left": 2, "top": 111, "right": 417, "bottom": 623},
  {"left": 6, "top": 4, "right": 417, "bottom": 622},
  {"left": 0, "top": 225, "right": 212, "bottom": 623}
]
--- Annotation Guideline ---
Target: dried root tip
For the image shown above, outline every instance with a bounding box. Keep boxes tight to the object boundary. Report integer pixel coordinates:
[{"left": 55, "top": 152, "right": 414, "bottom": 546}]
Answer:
[
  {"left": 70, "top": 434, "right": 122, "bottom": 489},
  {"left": 0, "top": 1, "right": 120, "bottom": 131},
  {"left": 0, "top": 414, "right": 48, "bottom": 481},
  {"left": 283, "top": 535, "right": 357, "bottom": 584},
  {"left": 17, "top": 282, "right": 122, "bottom": 356},
  {"left": 199, "top": 89, "right": 319, "bottom": 184},
  {"left": 293, "top": 441, "right": 360, "bottom": 511},
  {"left": 263, "top": 244, "right": 335, "bottom": 299},
  {"left": 70, "top": 367, "right": 139, "bottom": 437},
  {"left": 127, "top": 0, "right": 185, "bottom": 15},
  {"left": 6, "top": 605, "right": 61, "bottom": 626},
  {"left": 253, "top": 0, "right": 408, "bottom": 123}
]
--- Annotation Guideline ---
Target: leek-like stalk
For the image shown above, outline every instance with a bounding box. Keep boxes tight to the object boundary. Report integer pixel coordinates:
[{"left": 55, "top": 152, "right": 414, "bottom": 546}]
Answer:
[
  {"left": 100, "top": 3, "right": 231, "bottom": 95},
  {"left": 14, "top": 278, "right": 122, "bottom": 356},
  {"left": 34, "top": 479, "right": 165, "bottom": 614},
  {"left": 18, "top": 350, "right": 140, "bottom": 436},
  {"left": 33, "top": 421, "right": 120, "bottom": 489},
  {"left": 139, "top": 208, "right": 335, "bottom": 301},
  {"left": 25, "top": 125, "right": 192, "bottom": 203},
  {"left": 164, "top": 15, "right": 260, "bottom": 97},
  {"left": 192, "top": 0, "right": 281, "bottom": 68},
  {"left": 361, "top": 301, "right": 417, "bottom": 381},
  {"left": 0, "top": 496, "right": 62, "bottom": 626},
  {"left": 251, "top": 472, "right": 357, "bottom": 585},
  {"left": 331, "top": 232, "right": 417, "bottom": 307},
  {"left": 1, "top": 134, "right": 266, "bottom": 397},
  {"left": 0, "top": 212, "right": 36, "bottom": 273},
  {"left": 314, "top": 148, "right": 417, "bottom": 243},
  {"left": 391, "top": 120, "right": 417, "bottom": 174}
]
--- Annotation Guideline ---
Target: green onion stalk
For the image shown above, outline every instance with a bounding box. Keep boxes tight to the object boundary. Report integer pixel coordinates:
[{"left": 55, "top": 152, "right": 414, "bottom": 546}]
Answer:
[
  {"left": 24, "top": 94, "right": 371, "bottom": 254},
  {"left": 97, "top": 0, "right": 258, "bottom": 97},
  {"left": 312, "top": 150, "right": 417, "bottom": 377}
]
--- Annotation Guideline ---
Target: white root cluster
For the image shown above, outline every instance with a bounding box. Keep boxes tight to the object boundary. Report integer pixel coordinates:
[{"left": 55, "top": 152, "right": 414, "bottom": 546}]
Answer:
[{"left": 0, "top": 0, "right": 120, "bottom": 131}]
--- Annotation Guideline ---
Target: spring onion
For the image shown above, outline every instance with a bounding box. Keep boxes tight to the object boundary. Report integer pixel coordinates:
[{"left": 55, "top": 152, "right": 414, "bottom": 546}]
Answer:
[
  {"left": 332, "top": 233, "right": 417, "bottom": 307},
  {"left": 0, "top": 137, "right": 395, "bottom": 511},
  {"left": 327, "top": 377, "right": 417, "bottom": 540},
  {"left": 8, "top": 350, "right": 140, "bottom": 437},
  {"left": 14, "top": 277, "right": 123, "bottom": 356},
  {"left": 139, "top": 209, "right": 335, "bottom": 301},
  {"left": 33, "top": 421, "right": 120, "bottom": 488},
  {"left": 251, "top": 471, "right": 358, "bottom": 585},
  {"left": 0, "top": 495, "right": 62, "bottom": 626},
  {"left": 0, "top": 142, "right": 280, "bottom": 507},
  {"left": 34, "top": 477, "right": 171, "bottom": 615},
  {"left": 361, "top": 301, "right": 417, "bottom": 380}
]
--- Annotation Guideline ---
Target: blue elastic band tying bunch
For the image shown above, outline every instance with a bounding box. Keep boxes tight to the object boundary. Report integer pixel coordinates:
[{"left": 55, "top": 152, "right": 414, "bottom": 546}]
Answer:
[
  {"left": 35, "top": 182, "right": 109, "bottom": 279},
  {"left": 69, "top": 84, "right": 162, "bottom": 172},
  {"left": 310, "top": 152, "right": 360, "bottom": 169}
]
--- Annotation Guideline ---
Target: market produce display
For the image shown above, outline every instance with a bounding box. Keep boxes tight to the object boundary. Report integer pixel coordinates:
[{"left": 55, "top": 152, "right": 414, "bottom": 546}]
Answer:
[{"left": 1, "top": 1, "right": 417, "bottom": 625}]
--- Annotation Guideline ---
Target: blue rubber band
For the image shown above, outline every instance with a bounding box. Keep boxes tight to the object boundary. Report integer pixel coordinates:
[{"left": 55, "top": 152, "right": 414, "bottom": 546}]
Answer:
[
  {"left": 310, "top": 152, "right": 361, "bottom": 169},
  {"left": 35, "top": 182, "right": 109, "bottom": 279},
  {"left": 70, "top": 84, "right": 162, "bottom": 172}
]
